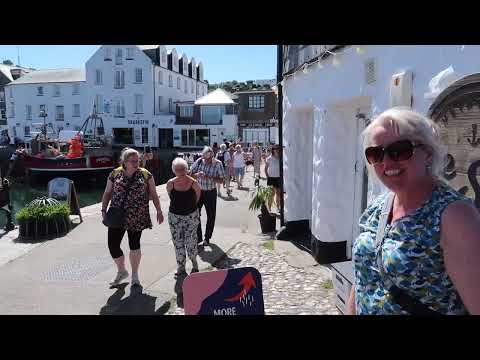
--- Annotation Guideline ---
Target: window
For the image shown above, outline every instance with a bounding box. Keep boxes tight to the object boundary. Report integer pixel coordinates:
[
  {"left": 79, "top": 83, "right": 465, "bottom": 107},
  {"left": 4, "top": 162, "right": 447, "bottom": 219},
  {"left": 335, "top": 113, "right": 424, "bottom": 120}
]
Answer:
[
  {"left": 184, "top": 79, "right": 187, "bottom": 94},
  {"left": 134, "top": 94, "right": 143, "bottom": 113},
  {"left": 37, "top": 86, "right": 44, "bottom": 96},
  {"left": 158, "top": 71, "right": 163, "bottom": 85},
  {"left": 0, "top": 90, "right": 4, "bottom": 102},
  {"left": 95, "top": 95, "right": 104, "bottom": 113},
  {"left": 24, "top": 126, "right": 31, "bottom": 136},
  {"left": 73, "top": 104, "right": 80, "bottom": 117},
  {"left": 9, "top": 87, "right": 13, "bottom": 98},
  {"left": 126, "top": 47, "right": 134, "bottom": 60},
  {"left": 115, "top": 48, "right": 123, "bottom": 65},
  {"left": 201, "top": 106, "right": 225, "bottom": 125},
  {"left": 95, "top": 69, "right": 103, "bottom": 85},
  {"left": 104, "top": 47, "right": 112, "bottom": 60},
  {"left": 181, "top": 129, "right": 195, "bottom": 146},
  {"left": 179, "top": 105, "right": 193, "bottom": 117},
  {"left": 169, "top": 74, "right": 173, "bottom": 87},
  {"left": 26, "top": 105, "right": 32, "bottom": 120},
  {"left": 39, "top": 104, "right": 46, "bottom": 113},
  {"left": 168, "top": 98, "right": 174, "bottom": 113},
  {"left": 162, "top": 51, "right": 166, "bottom": 64},
  {"left": 55, "top": 105, "right": 64, "bottom": 121},
  {"left": 135, "top": 68, "right": 143, "bottom": 83},
  {"left": 9, "top": 102, "right": 14, "bottom": 118},
  {"left": 195, "top": 129, "right": 210, "bottom": 147},
  {"left": 53, "top": 85, "right": 61, "bottom": 97},
  {"left": 248, "top": 95, "right": 265, "bottom": 109},
  {"left": 141, "top": 128, "right": 148, "bottom": 144},
  {"left": 177, "top": 77, "right": 181, "bottom": 90},
  {"left": 72, "top": 83, "right": 80, "bottom": 95},
  {"left": 114, "top": 98, "right": 125, "bottom": 117},
  {"left": 158, "top": 96, "right": 163, "bottom": 113},
  {"left": 114, "top": 70, "right": 125, "bottom": 88}
]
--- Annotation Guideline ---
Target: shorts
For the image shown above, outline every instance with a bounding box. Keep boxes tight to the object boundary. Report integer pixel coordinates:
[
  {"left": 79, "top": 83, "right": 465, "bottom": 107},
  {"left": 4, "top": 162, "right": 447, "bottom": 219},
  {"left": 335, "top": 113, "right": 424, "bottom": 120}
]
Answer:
[
  {"left": 267, "top": 177, "right": 281, "bottom": 188},
  {"left": 234, "top": 167, "right": 245, "bottom": 177}
]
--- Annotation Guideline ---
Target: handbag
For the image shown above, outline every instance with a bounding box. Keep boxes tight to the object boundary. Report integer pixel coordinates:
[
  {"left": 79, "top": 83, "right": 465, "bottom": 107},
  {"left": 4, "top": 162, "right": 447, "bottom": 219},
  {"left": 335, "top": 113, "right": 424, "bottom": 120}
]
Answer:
[
  {"left": 103, "top": 174, "right": 135, "bottom": 229},
  {"left": 376, "top": 193, "right": 443, "bottom": 316}
]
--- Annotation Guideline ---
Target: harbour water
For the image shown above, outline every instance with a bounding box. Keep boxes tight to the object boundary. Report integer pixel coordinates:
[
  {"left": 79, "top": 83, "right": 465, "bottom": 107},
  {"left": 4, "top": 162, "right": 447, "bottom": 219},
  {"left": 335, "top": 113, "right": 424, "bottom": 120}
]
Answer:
[{"left": 0, "top": 180, "right": 105, "bottom": 228}]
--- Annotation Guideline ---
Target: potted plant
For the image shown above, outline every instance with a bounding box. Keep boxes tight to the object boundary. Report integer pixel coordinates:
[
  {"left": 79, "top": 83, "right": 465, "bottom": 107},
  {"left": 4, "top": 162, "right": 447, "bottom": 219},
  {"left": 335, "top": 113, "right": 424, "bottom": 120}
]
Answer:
[
  {"left": 16, "top": 197, "right": 71, "bottom": 241},
  {"left": 249, "top": 185, "right": 276, "bottom": 233}
]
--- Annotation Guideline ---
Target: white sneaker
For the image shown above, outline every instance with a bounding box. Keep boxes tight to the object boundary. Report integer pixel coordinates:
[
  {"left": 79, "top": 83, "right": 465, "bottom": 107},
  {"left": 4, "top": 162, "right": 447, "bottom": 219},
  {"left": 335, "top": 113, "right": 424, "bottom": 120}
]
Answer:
[
  {"left": 109, "top": 269, "right": 129, "bottom": 286},
  {"left": 131, "top": 273, "right": 141, "bottom": 286}
]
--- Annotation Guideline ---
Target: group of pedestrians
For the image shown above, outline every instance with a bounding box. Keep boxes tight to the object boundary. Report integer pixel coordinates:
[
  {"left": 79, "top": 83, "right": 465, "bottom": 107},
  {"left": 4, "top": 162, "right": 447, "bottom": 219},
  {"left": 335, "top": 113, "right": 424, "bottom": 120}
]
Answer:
[
  {"left": 100, "top": 141, "right": 286, "bottom": 290},
  {"left": 101, "top": 146, "right": 226, "bottom": 285}
]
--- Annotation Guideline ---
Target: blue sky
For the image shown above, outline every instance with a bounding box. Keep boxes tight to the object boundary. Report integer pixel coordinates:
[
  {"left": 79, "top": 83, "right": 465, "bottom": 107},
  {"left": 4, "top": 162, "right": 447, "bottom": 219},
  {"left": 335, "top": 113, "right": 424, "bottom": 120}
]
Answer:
[{"left": 0, "top": 45, "right": 276, "bottom": 84}]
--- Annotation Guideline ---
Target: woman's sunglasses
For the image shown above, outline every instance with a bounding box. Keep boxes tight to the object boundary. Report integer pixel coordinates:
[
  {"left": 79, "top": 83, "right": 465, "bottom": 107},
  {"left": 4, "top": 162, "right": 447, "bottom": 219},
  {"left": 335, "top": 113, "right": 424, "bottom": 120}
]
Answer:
[{"left": 365, "top": 139, "right": 423, "bottom": 165}]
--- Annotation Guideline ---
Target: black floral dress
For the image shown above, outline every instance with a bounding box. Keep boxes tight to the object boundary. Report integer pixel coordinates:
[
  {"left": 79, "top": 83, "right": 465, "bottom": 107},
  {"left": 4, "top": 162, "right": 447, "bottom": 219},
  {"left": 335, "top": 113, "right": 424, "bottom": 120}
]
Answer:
[{"left": 108, "top": 167, "right": 153, "bottom": 231}]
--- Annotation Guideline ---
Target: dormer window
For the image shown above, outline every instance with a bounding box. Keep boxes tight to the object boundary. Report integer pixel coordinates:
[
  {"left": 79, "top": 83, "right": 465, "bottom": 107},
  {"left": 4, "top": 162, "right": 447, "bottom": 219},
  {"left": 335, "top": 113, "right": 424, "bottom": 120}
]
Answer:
[
  {"left": 104, "top": 47, "right": 112, "bottom": 61},
  {"left": 126, "top": 47, "right": 134, "bottom": 60},
  {"left": 115, "top": 48, "right": 123, "bottom": 65}
]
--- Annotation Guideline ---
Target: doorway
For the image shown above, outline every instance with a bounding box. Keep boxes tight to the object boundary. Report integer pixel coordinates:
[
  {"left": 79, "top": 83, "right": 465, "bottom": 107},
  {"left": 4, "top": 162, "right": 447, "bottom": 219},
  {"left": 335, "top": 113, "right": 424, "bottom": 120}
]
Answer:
[{"left": 158, "top": 128, "right": 173, "bottom": 149}]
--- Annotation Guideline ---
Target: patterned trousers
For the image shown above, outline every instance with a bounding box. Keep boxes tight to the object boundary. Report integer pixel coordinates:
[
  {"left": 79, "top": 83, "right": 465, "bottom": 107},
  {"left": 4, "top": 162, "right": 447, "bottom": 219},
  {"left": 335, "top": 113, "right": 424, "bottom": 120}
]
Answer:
[{"left": 168, "top": 210, "right": 200, "bottom": 270}]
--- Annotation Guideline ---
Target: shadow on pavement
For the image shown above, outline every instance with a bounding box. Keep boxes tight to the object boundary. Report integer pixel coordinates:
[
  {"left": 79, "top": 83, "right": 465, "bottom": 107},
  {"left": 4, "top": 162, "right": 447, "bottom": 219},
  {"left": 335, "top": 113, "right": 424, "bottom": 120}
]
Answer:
[
  {"left": 99, "top": 283, "right": 171, "bottom": 315},
  {"left": 199, "top": 243, "right": 241, "bottom": 269},
  {"left": 219, "top": 194, "right": 238, "bottom": 201},
  {"left": 174, "top": 272, "right": 188, "bottom": 308}
]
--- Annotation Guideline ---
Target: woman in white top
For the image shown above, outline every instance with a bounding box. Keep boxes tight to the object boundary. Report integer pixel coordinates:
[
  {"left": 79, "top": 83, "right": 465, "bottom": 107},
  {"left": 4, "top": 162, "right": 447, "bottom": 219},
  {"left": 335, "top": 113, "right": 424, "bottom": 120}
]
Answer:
[
  {"left": 265, "top": 145, "right": 281, "bottom": 212},
  {"left": 233, "top": 144, "right": 246, "bottom": 188}
]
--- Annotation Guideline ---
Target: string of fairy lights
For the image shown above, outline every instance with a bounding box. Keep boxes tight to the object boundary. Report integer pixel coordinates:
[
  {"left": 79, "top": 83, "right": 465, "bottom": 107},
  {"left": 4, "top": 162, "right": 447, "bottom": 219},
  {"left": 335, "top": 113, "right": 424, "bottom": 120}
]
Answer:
[{"left": 275, "top": 46, "right": 366, "bottom": 87}]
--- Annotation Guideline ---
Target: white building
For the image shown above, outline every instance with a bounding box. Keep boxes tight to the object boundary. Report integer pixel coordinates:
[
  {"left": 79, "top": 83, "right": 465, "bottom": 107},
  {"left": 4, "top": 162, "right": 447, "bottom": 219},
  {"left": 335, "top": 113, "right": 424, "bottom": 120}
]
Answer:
[
  {"left": 174, "top": 88, "right": 238, "bottom": 147},
  {"left": 6, "top": 45, "right": 209, "bottom": 148},
  {"left": 281, "top": 45, "right": 480, "bottom": 312},
  {"left": 281, "top": 44, "right": 480, "bottom": 265},
  {"left": 85, "top": 45, "right": 208, "bottom": 148},
  {"left": 4, "top": 68, "right": 86, "bottom": 141}
]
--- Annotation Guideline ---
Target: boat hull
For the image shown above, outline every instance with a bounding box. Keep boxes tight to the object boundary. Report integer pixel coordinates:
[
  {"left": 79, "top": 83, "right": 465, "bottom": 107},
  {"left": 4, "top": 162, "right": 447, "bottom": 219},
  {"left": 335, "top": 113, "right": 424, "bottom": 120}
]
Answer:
[{"left": 22, "top": 155, "right": 114, "bottom": 181}]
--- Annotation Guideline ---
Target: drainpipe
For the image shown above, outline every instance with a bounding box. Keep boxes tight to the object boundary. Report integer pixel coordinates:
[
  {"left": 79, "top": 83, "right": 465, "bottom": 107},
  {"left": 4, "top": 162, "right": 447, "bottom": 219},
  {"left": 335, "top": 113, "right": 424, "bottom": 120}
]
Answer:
[{"left": 277, "top": 45, "right": 285, "bottom": 227}]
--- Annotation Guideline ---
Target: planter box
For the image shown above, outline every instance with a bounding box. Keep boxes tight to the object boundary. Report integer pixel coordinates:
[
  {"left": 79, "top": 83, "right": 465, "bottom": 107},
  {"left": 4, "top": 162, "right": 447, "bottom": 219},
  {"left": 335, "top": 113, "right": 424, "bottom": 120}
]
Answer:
[{"left": 18, "top": 216, "right": 71, "bottom": 241}]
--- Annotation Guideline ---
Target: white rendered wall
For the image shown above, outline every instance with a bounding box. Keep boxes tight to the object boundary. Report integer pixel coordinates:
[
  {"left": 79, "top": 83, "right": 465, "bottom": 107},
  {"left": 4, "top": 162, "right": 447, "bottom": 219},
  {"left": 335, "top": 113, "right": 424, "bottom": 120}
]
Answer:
[
  {"left": 283, "top": 44, "right": 480, "bottom": 244},
  {"left": 6, "top": 81, "right": 87, "bottom": 139},
  {"left": 282, "top": 101, "right": 314, "bottom": 223},
  {"left": 85, "top": 45, "right": 155, "bottom": 146}
]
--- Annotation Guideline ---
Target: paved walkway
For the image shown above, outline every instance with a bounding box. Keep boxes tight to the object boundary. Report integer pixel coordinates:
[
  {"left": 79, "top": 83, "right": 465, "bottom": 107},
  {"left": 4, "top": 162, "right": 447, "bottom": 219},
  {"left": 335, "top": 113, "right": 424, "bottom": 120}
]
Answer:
[{"left": 0, "top": 164, "right": 338, "bottom": 315}]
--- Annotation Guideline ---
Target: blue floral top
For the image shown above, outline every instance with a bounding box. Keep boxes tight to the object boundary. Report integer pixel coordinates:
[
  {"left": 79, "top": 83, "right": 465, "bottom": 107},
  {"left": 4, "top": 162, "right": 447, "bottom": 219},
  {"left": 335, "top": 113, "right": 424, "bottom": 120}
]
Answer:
[{"left": 353, "top": 182, "right": 470, "bottom": 315}]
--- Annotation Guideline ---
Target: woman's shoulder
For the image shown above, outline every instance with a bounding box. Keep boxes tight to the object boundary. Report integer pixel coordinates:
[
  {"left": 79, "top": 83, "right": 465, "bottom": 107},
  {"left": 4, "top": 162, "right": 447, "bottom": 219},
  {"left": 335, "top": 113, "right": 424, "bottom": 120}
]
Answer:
[
  {"left": 110, "top": 166, "right": 124, "bottom": 178},
  {"left": 138, "top": 167, "right": 152, "bottom": 179}
]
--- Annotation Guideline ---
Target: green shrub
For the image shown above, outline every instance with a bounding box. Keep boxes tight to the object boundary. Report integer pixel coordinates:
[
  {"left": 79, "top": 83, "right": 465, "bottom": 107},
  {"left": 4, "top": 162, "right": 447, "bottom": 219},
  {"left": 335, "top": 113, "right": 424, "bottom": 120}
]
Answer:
[
  {"left": 16, "top": 203, "right": 70, "bottom": 222},
  {"left": 248, "top": 185, "right": 274, "bottom": 212}
]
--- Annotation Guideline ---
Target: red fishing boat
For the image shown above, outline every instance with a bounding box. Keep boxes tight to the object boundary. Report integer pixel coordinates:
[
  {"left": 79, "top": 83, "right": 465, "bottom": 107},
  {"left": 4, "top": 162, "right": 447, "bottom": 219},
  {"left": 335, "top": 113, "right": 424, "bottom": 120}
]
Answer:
[{"left": 17, "top": 106, "right": 114, "bottom": 181}]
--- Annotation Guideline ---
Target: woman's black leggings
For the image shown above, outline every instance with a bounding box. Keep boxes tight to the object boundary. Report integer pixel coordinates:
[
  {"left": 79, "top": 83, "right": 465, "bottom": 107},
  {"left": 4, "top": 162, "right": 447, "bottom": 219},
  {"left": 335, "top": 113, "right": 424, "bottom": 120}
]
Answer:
[{"left": 108, "top": 228, "right": 142, "bottom": 259}]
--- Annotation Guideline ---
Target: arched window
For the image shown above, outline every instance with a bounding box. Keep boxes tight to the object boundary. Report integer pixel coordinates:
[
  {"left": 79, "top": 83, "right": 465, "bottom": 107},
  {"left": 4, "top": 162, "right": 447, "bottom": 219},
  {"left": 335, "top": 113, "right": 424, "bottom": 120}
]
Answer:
[{"left": 158, "top": 70, "right": 163, "bottom": 85}]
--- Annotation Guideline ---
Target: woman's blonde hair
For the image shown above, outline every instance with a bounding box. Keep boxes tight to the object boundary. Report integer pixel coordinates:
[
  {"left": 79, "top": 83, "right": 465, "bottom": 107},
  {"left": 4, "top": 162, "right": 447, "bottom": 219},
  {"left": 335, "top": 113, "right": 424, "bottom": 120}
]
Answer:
[
  {"left": 362, "top": 107, "right": 446, "bottom": 179},
  {"left": 120, "top": 148, "right": 140, "bottom": 167}
]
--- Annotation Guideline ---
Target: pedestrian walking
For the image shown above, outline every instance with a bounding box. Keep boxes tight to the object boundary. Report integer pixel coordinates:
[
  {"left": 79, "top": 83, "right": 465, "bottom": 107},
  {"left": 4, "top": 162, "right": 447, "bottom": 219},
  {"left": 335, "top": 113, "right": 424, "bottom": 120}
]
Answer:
[
  {"left": 233, "top": 144, "right": 246, "bottom": 188},
  {"left": 265, "top": 145, "right": 281, "bottom": 212},
  {"left": 215, "top": 143, "right": 231, "bottom": 196},
  {"left": 190, "top": 146, "right": 225, "bottom": 246},
  {"left": 167, "top": 158, "right": 202, "bottom": 278},
  {"left": 101, "top": 148, "right": 164, "bottom": 287},
  {"left": 346, "top": 107, "right": 480, "bottom": 315},
  {"left": 252, "top": 142, "right": 262, "bottom": 178},
  {"left": 228, "top": 144, "right": 236, "bottom": 183}
]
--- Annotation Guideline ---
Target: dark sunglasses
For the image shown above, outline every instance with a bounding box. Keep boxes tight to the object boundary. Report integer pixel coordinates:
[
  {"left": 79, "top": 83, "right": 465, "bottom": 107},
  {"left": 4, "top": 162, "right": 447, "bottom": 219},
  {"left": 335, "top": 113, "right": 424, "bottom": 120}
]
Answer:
[{"left": 365, "top": 139, "right": 423, "bottom": 165}]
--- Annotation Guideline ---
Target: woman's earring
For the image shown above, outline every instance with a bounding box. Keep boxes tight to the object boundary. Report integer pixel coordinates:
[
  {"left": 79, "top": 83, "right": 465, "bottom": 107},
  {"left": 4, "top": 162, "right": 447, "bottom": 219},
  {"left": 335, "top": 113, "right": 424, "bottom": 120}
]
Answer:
[{"left": 426, "top": 163, "right": 432, "bottom": 173}]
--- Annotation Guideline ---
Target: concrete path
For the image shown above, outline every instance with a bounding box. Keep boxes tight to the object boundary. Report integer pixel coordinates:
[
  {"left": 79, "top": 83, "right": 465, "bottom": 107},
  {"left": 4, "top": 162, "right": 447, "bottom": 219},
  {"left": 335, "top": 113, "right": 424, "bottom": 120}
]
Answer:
[{"left": 0, "top": 165, "right": 286, "bottom": 314}]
